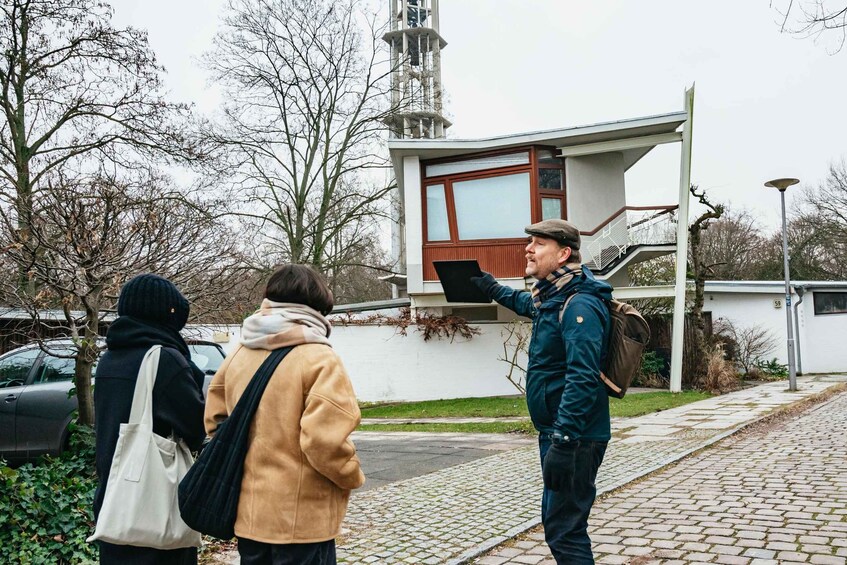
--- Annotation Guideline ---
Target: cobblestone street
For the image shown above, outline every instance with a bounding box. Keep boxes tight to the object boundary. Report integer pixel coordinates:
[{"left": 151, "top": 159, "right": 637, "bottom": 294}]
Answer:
[
  {"left": 218, "top": 377, "right": 844, "bottom": 564},
  {"left": 475, "top": 388, "right": 847, "bottom": 565}
]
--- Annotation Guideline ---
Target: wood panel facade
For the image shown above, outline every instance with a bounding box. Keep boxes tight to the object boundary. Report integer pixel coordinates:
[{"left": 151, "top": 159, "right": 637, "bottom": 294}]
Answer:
[{"left": 422, "top": 242, "right": 528, "bottom": 281}]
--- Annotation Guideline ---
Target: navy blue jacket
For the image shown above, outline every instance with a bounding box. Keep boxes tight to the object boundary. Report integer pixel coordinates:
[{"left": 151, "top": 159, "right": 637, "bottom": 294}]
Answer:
[{"left": 486, "top": 266, "right": 612, "bottom": 440}]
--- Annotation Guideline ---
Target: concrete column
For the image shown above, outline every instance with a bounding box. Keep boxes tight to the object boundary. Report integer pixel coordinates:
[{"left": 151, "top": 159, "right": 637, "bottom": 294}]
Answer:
[{"left": 669, "top": 85, "right": 695, "bottom": 393}]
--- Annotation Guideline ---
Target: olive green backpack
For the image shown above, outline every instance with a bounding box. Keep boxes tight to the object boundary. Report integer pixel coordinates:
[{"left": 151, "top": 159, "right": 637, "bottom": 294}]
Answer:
[{"left": 559, "top": 294, "right": 651, "bottom": 398}]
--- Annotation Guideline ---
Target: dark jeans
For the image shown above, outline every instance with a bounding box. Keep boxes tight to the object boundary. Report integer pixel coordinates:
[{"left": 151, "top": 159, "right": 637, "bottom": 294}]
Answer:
[
  {"left": 539, "top": 434, "right": 608, "bottom": 565},
  {"left": 237, "top": 537, "right": 336, "bottom": 565}
]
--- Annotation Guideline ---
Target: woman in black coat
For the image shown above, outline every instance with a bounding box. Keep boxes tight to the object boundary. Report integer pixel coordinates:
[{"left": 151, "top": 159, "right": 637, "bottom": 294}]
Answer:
[{"left": 92, "top": 274, "right": 207, "bottom": 565}]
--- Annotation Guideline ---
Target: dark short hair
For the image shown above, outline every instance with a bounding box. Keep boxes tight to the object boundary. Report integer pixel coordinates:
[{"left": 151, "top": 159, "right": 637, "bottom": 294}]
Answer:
[{"left": 264, "top": 264, "right": 334, "bottom": 315}]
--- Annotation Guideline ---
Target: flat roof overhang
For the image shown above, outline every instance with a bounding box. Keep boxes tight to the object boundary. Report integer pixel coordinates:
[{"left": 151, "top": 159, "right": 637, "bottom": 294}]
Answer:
[{"left": 387, "top": 110, "right": 688, "bottom": 191}]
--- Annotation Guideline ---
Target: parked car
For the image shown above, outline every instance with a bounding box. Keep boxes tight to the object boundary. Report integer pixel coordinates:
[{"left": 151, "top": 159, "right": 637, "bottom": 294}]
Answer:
[{"left": 0, "top": 339, "right": 226, "bottom": 463}]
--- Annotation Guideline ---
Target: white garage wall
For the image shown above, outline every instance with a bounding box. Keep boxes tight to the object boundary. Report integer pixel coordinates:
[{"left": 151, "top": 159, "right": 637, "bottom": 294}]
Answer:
[
  {"left": 704, "top": 292, "right": 788, "bottom": 365},
  {"left": 705, "top": 289, "right": 847, "bottom": 374},
  {"left": 800, "top": 291, "right": 847, "bottom": 374},
  {"left": 187, "top": 322, "right": 525, "bottom": 402}
]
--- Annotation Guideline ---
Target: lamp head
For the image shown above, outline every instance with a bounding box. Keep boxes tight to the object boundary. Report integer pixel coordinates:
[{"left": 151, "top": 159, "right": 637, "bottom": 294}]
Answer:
[{"left": 764, "top": 178, "right": 800, "bottom": 192}]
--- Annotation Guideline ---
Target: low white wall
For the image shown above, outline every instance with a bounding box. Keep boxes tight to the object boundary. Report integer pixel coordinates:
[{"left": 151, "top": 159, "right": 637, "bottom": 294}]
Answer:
[{"left": 187, "top": 322, "right": 526, "bottom": 402}]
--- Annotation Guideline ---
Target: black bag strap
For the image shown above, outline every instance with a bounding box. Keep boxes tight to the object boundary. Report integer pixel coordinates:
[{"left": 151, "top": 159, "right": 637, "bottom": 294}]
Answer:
[
  {"left": 178, "top": 346, "right": 294, "bottom": 539},
  {"left": 213, "top": 346, "right": 294, "bottom": 446}
]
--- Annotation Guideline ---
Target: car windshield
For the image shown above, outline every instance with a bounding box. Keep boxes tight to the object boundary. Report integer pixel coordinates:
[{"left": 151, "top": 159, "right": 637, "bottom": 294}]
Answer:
[{"left": 188, "top": 343, "right": 226, "bottom": 375}]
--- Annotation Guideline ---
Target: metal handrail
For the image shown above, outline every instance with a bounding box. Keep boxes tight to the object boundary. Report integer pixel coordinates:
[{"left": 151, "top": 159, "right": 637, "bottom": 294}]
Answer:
[
  {"left": 580, "top": 205, "right": 678, "bottom": 271},
  {"left": 579, "top": 205, "right": 678, "bottom": 236}
]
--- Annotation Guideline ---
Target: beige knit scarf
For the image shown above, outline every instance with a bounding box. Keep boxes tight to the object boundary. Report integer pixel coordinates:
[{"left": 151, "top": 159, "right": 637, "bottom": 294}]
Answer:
[
  {"left": 240, "top": 299, "right": 332, "bottom": 350},
  {"left": 531, "top": 262, "right": 583, "bottom": 309}
]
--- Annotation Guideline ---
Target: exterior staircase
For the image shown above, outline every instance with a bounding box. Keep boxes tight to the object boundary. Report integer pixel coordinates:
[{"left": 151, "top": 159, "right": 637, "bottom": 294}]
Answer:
[{"left": 580, "top": 205, "right": 678, "bottom": 276}]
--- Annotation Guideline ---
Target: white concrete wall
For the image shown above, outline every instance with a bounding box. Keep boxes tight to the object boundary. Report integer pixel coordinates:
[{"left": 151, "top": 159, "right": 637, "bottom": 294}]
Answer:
[
  {"left": 188, "top": 322, "right": 525, "bottom": 402},
  {"left": 705, "top": 290, "right": 847, "bottom": 374},
  {"left": 565, "top": 152, "right": 627, "bottom": 231}
]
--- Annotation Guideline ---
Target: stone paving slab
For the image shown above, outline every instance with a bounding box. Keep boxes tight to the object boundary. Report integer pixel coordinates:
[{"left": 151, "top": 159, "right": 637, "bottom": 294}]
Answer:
[
  {"left": 474, "top": 386, "right": 847, "bottom": 565},
  {"left": 335, "top": 378, "right": 838, "bottom": 564}
]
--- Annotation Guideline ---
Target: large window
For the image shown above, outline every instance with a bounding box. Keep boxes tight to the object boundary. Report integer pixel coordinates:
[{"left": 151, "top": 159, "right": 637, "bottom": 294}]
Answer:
[
  {"left": 453, "top": 173, "right": 530, "bottom": 239},
  {"left": 814, "top": 292, "right": 847, "bottom": 315},
  {"left": 422, "top": 147, "right": 565, "bottom": 243},
  {"left": 425, "top": 184, "right": 450, "bottom": 241}
]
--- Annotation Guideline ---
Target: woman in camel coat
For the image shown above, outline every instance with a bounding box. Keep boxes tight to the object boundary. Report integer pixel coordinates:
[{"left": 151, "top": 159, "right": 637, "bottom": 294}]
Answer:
[{"left": 205, "top": 264, "right": 365, "bottom": 565}]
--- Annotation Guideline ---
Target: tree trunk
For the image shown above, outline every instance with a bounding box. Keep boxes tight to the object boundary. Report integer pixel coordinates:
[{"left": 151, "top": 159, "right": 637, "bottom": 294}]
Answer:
[
  {"left": 74, "top": 295, "right": 102, "bottom": 428},
  {"left": 74, "top": 343, "right": 96, "bottom": 427}
]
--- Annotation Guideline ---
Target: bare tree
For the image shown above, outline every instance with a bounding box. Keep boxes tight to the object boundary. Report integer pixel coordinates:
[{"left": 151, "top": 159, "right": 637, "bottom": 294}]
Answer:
[
  {"left": 797, "top": 159, "right": 847, "bottom": 278},
  {"left": 773, "top": 0, "right": 847, "bottom": 51},
  {"left": 687, "top": 185, "right": 725, "bottom": 383},
  {"left": 713, "top": 318, "right": 776, "bottom": 375},
  {"left": 0, "top": 0, "right": 199, "bottom": 287},
  {"left": 498, "top": 320, "right": 529, "bottom": 394},
  {"left": 324, "top": 232, "right": 393, "bottom": 304},
  {"left": 0, "top": 167, "right": 246, "bottom": 426},
  {"left": 203, "top": 0, "right": 399, "bottom": 280},
  {"left": 697, "top": 208, "right": 766, "bottom": 280}
]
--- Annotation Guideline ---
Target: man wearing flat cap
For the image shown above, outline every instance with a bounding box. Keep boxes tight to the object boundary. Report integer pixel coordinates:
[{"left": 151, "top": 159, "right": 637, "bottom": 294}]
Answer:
[{"left": 472, "top": 219, "right": 613, "bottom": 564}]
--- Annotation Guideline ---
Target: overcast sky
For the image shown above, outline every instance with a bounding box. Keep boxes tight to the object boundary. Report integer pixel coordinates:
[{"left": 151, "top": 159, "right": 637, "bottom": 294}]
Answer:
[{"left": 110, "top": 0, "right": 846, "bottom": 232}]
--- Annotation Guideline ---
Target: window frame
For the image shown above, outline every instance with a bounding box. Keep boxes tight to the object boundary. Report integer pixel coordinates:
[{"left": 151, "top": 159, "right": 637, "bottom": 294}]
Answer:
[
  {"left": 421, "top": 146, "right": 567, "bottom": 245},
  {"left": 536, "top": 145, "right": 566, "bottom": 220},
  {"left": 813, "top": 291, "right": 847, "bottom": 316}
]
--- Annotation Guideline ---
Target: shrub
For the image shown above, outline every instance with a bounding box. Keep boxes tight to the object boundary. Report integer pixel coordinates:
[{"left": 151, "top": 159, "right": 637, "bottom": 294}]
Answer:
[
  {"left": 701, "top": 345, "right": 740, "bottom": 394},
  {"left": 752, "top": 357, "right": 789, "bottom": 380},
  {"left": 0, "top": 426, "right": 98, "bottom": 564},
  {"left": 713, "top": 318, "right": 776, "bottom": 375},
  {"left": 633, "top": 350, "right": 668, "bottom": 388}
]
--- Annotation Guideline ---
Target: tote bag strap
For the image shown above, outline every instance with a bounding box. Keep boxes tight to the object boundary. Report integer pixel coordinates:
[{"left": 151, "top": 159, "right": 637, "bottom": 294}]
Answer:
[{"left": 127, "top": 345, "right": 162, "bottom": 431}]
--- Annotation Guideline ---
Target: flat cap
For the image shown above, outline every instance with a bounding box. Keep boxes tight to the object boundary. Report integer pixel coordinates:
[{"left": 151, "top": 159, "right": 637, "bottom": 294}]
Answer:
[{"left": 525, "top": 219, "right": 581, "bottom": 250}]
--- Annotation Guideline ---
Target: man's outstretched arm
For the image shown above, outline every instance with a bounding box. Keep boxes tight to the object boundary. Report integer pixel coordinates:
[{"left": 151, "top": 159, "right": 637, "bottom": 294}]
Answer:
[{"left": 472, "top": 272, "right": 535, "bottom": 318}]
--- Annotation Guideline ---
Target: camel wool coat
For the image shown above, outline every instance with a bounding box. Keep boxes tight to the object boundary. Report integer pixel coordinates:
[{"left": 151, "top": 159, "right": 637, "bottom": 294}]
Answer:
[{"left": 204, "top": 343, "right": 365, "bottom": 544}]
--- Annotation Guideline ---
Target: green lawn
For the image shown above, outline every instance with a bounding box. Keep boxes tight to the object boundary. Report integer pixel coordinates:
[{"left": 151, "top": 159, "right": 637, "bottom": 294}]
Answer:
[
  {"left": 358, "top": 421, "right": 536, "bottom": 434},
  {"left": 360, "top": 395, "right": 528, "bottom": 419},
  {"left": 609, "top": 390, "right": 711, "bottom": 418},
  {"left": 358, "top": 390, "right": 711, "bottom": 434}
]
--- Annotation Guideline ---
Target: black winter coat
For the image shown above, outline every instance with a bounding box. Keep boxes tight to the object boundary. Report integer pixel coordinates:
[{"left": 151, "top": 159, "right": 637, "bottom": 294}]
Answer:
[{"left": 92, "top": 316, "right": 206, "bottom": 565}]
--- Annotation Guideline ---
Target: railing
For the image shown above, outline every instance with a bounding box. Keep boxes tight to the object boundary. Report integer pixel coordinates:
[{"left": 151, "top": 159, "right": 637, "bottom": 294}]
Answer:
[{"left": 580, "top": 205, "right": 678, "bottom": 271}]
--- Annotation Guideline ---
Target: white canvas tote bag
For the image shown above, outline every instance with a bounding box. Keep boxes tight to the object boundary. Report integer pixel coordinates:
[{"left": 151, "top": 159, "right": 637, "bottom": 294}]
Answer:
[{"left": 88, "top": 345, "right": 202, "bottom": 549}]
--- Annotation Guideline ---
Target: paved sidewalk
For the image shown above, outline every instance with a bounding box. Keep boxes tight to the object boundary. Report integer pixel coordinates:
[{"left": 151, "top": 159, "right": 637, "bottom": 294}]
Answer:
[
  {"left": 475, "top": 384, "right": 847, "bottom": 564},
  {"left": 219, "top": 376, "right": 843, "bottom": 564}
]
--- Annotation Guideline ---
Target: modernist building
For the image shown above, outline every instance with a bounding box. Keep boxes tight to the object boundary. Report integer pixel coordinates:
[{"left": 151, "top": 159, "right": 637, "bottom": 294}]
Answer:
[{"left": 386, "top": 87, "right": 696, "bottom": 390}]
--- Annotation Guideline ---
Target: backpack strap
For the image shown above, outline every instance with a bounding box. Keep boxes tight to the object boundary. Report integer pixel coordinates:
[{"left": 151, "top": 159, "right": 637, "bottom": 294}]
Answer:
[
  {"left": 559, "top": 293, "right": 622, "bottom": 395},
  {"left": 558, "top": 292, "right": 579, "bottom": 324}
]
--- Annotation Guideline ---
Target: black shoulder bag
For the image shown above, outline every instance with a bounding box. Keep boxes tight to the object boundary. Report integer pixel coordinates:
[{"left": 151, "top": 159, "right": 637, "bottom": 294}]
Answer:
[{"left": 178, "top": 346, "right": 293, "bottom": 539}]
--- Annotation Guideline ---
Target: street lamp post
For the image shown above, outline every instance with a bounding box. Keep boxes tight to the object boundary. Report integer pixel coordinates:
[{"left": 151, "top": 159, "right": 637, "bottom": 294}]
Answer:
[{"left": 765, "top": 177, "right": 800, "bottom": 392}]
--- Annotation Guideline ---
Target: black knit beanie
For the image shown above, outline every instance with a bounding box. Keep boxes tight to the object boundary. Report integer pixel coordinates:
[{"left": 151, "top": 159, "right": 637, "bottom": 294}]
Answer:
[{"left": 117, "top": 274, "right": 190, "bottom": 331}]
